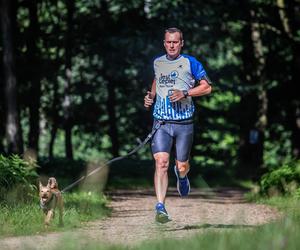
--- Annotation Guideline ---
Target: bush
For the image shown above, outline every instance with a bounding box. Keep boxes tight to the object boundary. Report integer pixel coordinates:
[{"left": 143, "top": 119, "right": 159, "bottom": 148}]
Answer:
[
  {"left": 0, "top": 154, "right": 38, "bottom": 203},
  {"left": 260, "top": 160, "right": 300, "bottom": 196}
]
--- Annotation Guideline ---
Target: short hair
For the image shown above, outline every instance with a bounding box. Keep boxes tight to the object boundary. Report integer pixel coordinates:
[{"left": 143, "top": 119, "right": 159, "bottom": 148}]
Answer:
[{"left": 164, "top": 27, "right": 183, "bottom": 41}]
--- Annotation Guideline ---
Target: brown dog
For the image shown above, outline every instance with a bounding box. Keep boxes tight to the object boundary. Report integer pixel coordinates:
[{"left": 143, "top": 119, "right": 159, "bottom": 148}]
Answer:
[{"left": 39, "top": 177, "right": 63, "bottom": 227}]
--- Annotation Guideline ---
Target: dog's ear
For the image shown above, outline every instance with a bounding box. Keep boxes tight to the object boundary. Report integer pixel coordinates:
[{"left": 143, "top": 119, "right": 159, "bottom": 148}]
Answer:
[
  {"left": 39, "top": 181, "right": 43, "bottom": 190},
  {"left": 48, "top": 177, "right": 58, "bottom": 189}
]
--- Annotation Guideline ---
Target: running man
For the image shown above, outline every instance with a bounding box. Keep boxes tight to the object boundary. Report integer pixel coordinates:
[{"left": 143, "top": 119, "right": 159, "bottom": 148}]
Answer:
[{"left": 144, "top": 27, "right": 212, "bottom": 223}]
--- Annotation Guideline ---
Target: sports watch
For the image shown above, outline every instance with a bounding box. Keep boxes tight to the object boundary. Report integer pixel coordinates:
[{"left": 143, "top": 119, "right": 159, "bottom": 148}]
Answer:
[{"left": 182, "top": 90, "right": 189, "bottom": 98}]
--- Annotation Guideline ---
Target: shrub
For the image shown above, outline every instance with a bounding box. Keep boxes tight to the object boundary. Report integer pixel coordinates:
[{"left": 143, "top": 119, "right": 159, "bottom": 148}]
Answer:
[
  {"left": 260, "top": 160, "right": 300, "bottom": 196},
  {"left": 0, "top": 154, "right": 38, "bottom": 203}
]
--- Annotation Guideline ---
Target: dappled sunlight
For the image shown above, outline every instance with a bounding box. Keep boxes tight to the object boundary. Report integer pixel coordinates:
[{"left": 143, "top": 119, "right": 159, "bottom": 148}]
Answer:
[{"left": 79, "top": 161, "right": 109, "bottom": 194}]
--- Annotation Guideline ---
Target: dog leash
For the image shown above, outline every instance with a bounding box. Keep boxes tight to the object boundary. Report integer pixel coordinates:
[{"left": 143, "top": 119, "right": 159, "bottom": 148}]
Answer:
[{"left": 61, "top": 120, "right": 164, "bottom": 193}]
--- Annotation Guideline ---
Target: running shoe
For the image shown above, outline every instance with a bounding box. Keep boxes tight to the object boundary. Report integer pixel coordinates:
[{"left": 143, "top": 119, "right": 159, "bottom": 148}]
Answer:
[
  {"left": 155, "top": 202, "right": 171, "bottom": 223},
  {"left": 174, "top": 165, "right": 190, "bottom": 196}
]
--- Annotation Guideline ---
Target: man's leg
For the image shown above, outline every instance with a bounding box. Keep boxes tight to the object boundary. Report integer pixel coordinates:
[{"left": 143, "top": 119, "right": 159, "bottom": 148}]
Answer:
[
  {"left": 151, "top": 122, "right": 173, "bottom": 223},
  {"left": 174, "top": 160, "right": 191, "bottom": 197},
  {"left": 173, "top": 123, "right": 193, "bottom": 197},
  {"left": 154, "top": 152, "right": 170, "bottom": 203},
  {"left": 176, "top": 160, "right": 190, "bottom": 178},
  {"left": 153, "top": 152, "right": 172, "bottom": 223}
]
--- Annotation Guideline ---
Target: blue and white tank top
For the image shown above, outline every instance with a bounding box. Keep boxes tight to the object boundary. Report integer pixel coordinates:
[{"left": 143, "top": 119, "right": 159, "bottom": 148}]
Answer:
[{"left": 153, "top": 54, "right": 208, "bottom": 121}]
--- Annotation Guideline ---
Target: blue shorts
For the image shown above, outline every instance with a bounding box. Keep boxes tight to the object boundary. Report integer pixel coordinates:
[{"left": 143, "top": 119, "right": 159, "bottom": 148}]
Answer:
[{"left": 151, "top": 120, "right": 194, "bottom": 162}]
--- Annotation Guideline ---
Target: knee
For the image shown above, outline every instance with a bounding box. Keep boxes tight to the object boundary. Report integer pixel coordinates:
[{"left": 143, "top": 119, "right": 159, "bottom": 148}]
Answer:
[
  {"left": 177, "top": 162, "right": 189, "bottom": 174},
  {"left": 155, "top": 158, "right": 169, "bottom": 172}
]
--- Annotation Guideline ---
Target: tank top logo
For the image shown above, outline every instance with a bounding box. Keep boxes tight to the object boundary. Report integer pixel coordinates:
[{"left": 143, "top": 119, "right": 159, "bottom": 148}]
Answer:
[
  {"left": 170, "top": 70, "right": 179, "bottom": 80},
  {"left": 158, "top": 74, "right": 175, "bottom": 87}
]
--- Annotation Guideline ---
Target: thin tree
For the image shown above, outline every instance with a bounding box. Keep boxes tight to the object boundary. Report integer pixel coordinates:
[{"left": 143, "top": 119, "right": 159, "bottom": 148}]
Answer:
[
  {"left": 27, "top": 0, "right": 41, "bottom": 158},
  {"left": 0, "top": 0, "right": 23, "bottom": 154},
  {"left": 277, "top": 0, "right": 300, "bottom": 158},
  {"left": 238, "top": 3, "right": 267, "bottom": 178},
  {"left": 63, "top": 0, "right": 74, "bottom": 159},
  {"left": 106, "top": 79, "right": 119, "bottom": 157}
]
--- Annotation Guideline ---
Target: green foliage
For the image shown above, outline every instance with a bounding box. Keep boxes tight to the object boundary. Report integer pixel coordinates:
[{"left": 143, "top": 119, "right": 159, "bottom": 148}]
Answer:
[
  {"left": 1, "top": 0, "right": 299, "bottom": 184},
  {"left": 0, "top": 154, "right": 38, "bottom": 203},
  {"left": 293, "top": 188, "right": 300, "bottom": 199},
  {"left": 193, "top": 90, "right": 240, "bottom": 171},
  {"left": 260, "top": 160, "right": 300, "bottom": 196},
  {"left": 263, "top": 125, "right": 293, "bottom": 169}
]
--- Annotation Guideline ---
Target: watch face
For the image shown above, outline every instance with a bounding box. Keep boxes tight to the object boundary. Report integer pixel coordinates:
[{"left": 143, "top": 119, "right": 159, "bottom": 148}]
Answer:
[{"left": 168, "top": 89, "right": 174, "bottom": 96}]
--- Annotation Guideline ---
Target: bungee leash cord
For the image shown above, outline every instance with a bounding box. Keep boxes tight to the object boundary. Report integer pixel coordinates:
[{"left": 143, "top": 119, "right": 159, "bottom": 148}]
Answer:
[{"left": 61, "top": 120, "right": 164, "bottom": 193}]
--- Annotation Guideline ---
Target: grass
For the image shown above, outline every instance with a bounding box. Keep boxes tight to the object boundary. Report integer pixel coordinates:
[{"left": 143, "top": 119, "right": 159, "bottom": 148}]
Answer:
[
  {"left": 0, "top": 191, "right": 109, "bottom": 237},
  {"left": 138, "top": 219, "right": 300, "bottom": 250}
]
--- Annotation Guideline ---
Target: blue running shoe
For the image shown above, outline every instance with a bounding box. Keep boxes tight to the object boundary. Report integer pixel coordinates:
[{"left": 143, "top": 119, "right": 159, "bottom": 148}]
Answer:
[
  {"left": 155, "top": 202, "right": 171, "bottom": 223},
  {"left": 174, "top": 165, "right": 190, "bottom": 196}
]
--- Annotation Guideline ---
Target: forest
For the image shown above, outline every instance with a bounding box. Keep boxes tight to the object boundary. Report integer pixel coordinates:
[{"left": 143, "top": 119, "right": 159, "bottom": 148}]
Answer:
[{"left": 1, "top": 0, "right": 300, "bottom": 191}]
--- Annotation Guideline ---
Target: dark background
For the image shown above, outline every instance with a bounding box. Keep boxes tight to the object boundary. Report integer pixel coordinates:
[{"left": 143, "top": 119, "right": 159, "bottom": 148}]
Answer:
[{"left": 1, "top": 0, "right": 299, "bottom": 188}]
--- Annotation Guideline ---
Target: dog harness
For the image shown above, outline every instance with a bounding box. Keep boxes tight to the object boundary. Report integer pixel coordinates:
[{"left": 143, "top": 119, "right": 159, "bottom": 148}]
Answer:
[{"left": 40, "top": 192, "right": 58, "bottom": 211}]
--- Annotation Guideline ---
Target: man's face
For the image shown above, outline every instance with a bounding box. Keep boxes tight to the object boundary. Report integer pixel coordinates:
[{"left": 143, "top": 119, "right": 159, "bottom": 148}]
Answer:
[{"left": 164, "top": 32, "right": 183, "bottom": 59}]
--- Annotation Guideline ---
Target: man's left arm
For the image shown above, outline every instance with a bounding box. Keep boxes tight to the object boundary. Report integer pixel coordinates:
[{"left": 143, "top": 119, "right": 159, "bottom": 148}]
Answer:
[
  {"left": 187, "top": 79, "right": 212, "bottom": 97},
  {"left": 169, "top": 79, "right": 212, "bottom": 102}
]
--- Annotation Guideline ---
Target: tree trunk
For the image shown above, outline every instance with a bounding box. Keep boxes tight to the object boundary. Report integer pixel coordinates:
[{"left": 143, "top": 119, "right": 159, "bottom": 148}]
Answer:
[
  {"left": 27, "top": 0, "right": 41, "bottom": 159},
  {"left": 63, "top": 0, "right": 74, "bottom": 159},
  {"left": 0, "top": 84, "right": 5, "bottom": 154},
  {"left": 289, "top": 42, "right": 300, "bottom": 159},
  {"left": 250, "top": 8, "right": 268, "bottom": 172},
  {"left": 48, "top": 123, "right": 58, "bottom": 159},
  {"left": 238, "top": 5, "right": 267, "bottom": 179},
  {"left": 278, "top": 0, "right": 300, "bottom": 159},
  {"left": 0, "top": 0, "right": 23, "bottom": 154},
  {"left": 48, "top": 76, "right": 60, "bottom": 159},
  {"left": 107, "top": 81, "right": 119, "bottom": 157}
]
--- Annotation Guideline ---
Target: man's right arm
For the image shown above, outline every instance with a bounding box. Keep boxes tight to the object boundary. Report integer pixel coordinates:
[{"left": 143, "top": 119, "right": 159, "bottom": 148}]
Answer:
[
  {"left": 150, "top": 79, "right": 156, "bottom": 98},
  {"left": 144, "top": 79, "right": 156, "bottom": 108}
]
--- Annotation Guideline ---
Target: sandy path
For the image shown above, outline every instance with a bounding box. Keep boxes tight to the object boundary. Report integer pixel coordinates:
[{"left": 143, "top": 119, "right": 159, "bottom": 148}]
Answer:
[{"left": 0, "top": 188, "right": 280, "bottom": 249}]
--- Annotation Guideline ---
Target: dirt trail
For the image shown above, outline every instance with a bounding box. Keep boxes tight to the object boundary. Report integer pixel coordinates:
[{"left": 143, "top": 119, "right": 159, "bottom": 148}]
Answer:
[{"left": 0, "top": 188, "right": 280, "bottom": 249}]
